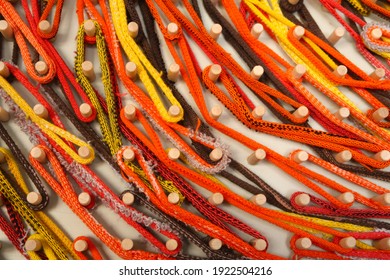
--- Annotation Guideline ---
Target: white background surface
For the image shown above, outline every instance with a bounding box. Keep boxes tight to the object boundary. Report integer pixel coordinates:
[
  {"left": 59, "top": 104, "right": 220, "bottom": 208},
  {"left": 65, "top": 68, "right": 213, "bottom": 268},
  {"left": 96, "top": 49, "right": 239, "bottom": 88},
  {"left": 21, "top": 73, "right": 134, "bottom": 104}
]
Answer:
[{"left": 0, "top": 0, "right": 389, "bottom": 260}]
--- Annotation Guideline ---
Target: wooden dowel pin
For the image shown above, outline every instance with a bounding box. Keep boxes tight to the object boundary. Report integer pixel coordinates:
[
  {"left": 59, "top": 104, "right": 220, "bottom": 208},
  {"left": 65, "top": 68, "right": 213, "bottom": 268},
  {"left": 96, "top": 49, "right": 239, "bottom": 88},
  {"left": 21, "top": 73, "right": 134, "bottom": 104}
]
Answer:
[
  {"left": 0, "top": 20, "right": 13, "bottom": 40},
  {"left": 38, "top": 20, "right": 51, "bottom": 34},
  {"left": 33, "top": 104, "right": 49, "bottom": 119},
  {"left": 78, "top": 192, "right": 92, "bottom": 207},
  {"left": 249, "top": 194, "right": 267, "bottom": 206},
  {"left": 0, "top": 107, "right": 10, "bottom": 122},
  {"left": 168, "top": 63, "right": 180, "bottom": 82},
  {"left": 333, "top": 65, "right": 348, "bottom": 78},
  {"left": 208, "top": 64, "right": 222, "bottom": 82},
  {"left": 127, "top": 22, "right": 139, "bottom": 38},
  {"left": 334, "top": 107, "right": 350, "bottom": 120},
  {"left": 25, "top": 239, "right": 42, "bottom": 252},
  {"left": 209, "top": 23, "right": 222, "bottom": 40},
  {"left": 122, "top": 192, "right": 135, "bottom": 206},
  {"left": 251, "top": 23, "right": 263, "bottom": 39},
  {"left": 295, "top": 193, "right": 310, "bottom": 206},
  {"left": 295, "top": 237, "right": 312, "bottom": 250},
  {"left": 210, "top": 105, "right": 222, "bottom": 120},
  {"left": 208, "top": 192, "right": 224, "bottom": 205},
  {"left": 121, "top": 239, "right": 134, "bottom": 251},
  {"left": 82, "top": 61, "right": 96, "bottom": 82},
  {"left": 372, "top": 107, "right": 389, "bottom": 122},
  {"left": 250, "top": 239, "right": 267, "bottom": 251},
  {"left": 35, "top": 61, "right": 48, "bottom": 75},
  {"left": 337, "top": 192, "right": 355, "bottom": 204},
  {"left": 74, "top": 239, "right": 88, "bottom": 252},
  {"left": 209, "top": 238, "right": 223, "bottom": 250},
  {"left": 293, "top": 106, "right": 309, "bottom": 119},
  {"left": 335, "top": 150, "right": 352, "bottom": 163},
  {"left": 166, "top": 239, "right": 178, "bottom": 251},
  {"left": 0, "top": 61, "right": 10, "bottom": 78},
  {"left": 124, "top": 104, "right": 137, "bottom": 121},
  {"left": 168, "top": 192, "right": 180, "bottom": 205},
  {"left": 252, "top": 106, "right": 266, "bottom": 119},
  {"left": 327, "top": 27, "right": 345, "bottom": 45},
  {"left": 27, "top": 192, "right": 42, "bottom": 206},
  {"left": 372, "top": 193, "right": 390, "bottom": 206},
  {"left": 370, "top": 68, "right": 385, "bottom": 80},
  {"left": 168, "top": 105, "right": 181, "bottom": 118},
  {"left": 30, "top": 147, "right": 46, "bottom": 163},
  {"left": 125, "top": 62, "right": 138, "bottom": 79},
  {"left": 293, "top": 26, "right": 305, "bottom": 40},
  {"left": 339, "top": 236, "right": 356, "bottom": 249},
  {"left": 84, "top": 19, "right": 96, "bottom": 37},
  {"left": 374, "top": 237, "right": 390, "bottom": 250},
  {"left": 209, "top": 147, "right": 223, "bottom": 162},
  {"left": 292, "top": 150, "right": 308, "bottom": 164},
  {"left": 251, "top": 65, "right": 264, "bottom": 80},
  {"left": 167, "top": 148, "right": 181, "bottom": 161},
  {"left": 247, "top": 149, "right": 266, "bottom": 165},
  {"left": 79, "top": 103, "right": 92, "bottom": 118},
  {"left": 167, "top": 23, "right": 179, "bottom": 36},
  {"left": 292, "top": 64, "right": 306, "bottom": 80}
]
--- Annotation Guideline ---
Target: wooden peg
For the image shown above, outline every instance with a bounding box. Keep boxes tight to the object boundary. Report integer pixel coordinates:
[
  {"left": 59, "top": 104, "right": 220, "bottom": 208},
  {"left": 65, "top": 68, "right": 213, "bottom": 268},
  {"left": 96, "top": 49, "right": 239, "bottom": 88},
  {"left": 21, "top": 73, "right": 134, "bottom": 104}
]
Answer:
[
  {"left": 249, "top": 194, "right": 267, "bottom": 206},
  {"left": 121, "top": 238, "right": 134, "bottom": 251},
  {"left": 371, "top": 28, "right": 382, "bottom": 40},
  {"left": 374, "top": 237, "right": 390, "bottom": 250},
  {"left": 372, "top": 193, "right": 390, "bottom": 206},
  {"left": 25, "top": 239, "right": 42, "bottom": 251},
  {"left": 209, "top": 147, "right": 223, "bottom": 162},
  {"left": 168, "top": 105, "right": 181, "bottom": 118},
  {"left": 79, "top": 103, "right": 92, "bottom": 118},
  {"left": 247, "top": 149, "right": 266, "bottom": 165},
  {"left": 250, "top": 238, "right": 267, "bottom": 251},
  {"left": 210, "top": 105, "right": 222, "bottom": 120},
  {"left": 250, "top": 65, "right": 264, "bottom": 80},
  {"left": 74, "top": 239, "right": 88, "bottom": 252},
  {"left": 78, "top": 192, "right": 92, "bottom": 207},
  {"left": 30, "top": 147, "right": 46, "bottom": 163},
  {"left": 167, "top": 148, "right": 181, "bottom": 161},
  {"left": 288, "top": 0, "right": 300, "bottom": 4},
  {"left": 370, "top": 68, "right": 385, "bottom": 80},
  {"left": 209, "top": 238, "right": 223, "bottom": 250},
  {"left": 295, "top": 237, "right": 312, "bottom": 250},
  {"left": 84, "top": 19, "right": 96, "bottom": 37},
  {"left": 292, "top": 64, "right": 306, "bottom": 79},
  {"left": 251, "top": 23, "right": 263, "bottom": 39},
  {"left": 167, "top": 22, "right": 179, "bottom": 36},
  {"left": 122, "top": 192, "right": 135, "bottom": 206},
  {"left": 209, "top": 23, "right": 222, "bottom": 40},
  {"left": 0, "top": 61, "right": 10, "bottom": 78},
  {"left": 123, "top": 148, "right": 135, "bottom": 162},
  {"left": 33, "top": 104, "right": 49, "bottom": 119},
  {"left": 38, "top": 20, "right": 52, "bottom": 34},
  {"left": 208, "top": 192, "right": 224, "bottom": 205},
  {"left": 335, "top": 150, "right": 352, "bottom": 163},
  {"left": 293, "top": 26, "right": 305, "bottom": 40},
  {"left": 208, "top": 64, "right": 222, "bottom": 82},
  {"left": 127, "top": 21, "right": 139, "bottom": 38},
  {"left": 125, "top": 62, "right": 138, "bottom": 79},
  {"left": 372, "top": 107, "right": 389, "bottom": 122},
  {"left": 327, "top": 27, "right": 345, "bottom": 45},
  {"left": 333, "top": 65, "right": 348, "bottom": 78},
  {"left": 252, "top": 106, "right": 266, "bottom": 119},
  {"left": 337, "top": 192, "right": 355, "bottom": 204},
  {"left": 35, "top": 61, "right": 48, "bottom": 75},
  {"left": 373, "top": 150, "right": 390, "bottom": 162},
  {"left": 82, "top": 61, "right": 96, "bottom": 82},
  {"left": 165, "top": 239, "right": 178, "bottom": 251},
  {"left": 0, "top": 107, "right": 10, "bottom": 122},
  {"left": 0, "top": 20, "right": 13, "bottom": 40},
  {"left": 334, "top": 107, "right": 350, "bottom": 120},
  {"left": 295, "top": 193, "right": 310, "bottom": 206},
  {"left": 27, "top": 192, "right": 42, "bottom": 205},
  {"left": 293, "top": 106, "right": 309, "bottom": 119},
  {"left": 124, "top": 104, "right": 137, "bottom": 121},
  {"left": 78, "top": 146, "right": 91, "bottom": 159},
  {"left": 168, "top": 192, "right": 180, "bottom": 204},
  {"left": 339, "top": 236, "right": 356, "bottom": 249},
  {"left": 292, "top": 150, "right": 308, "bottom": 164},
  {"left": 167, "top": 63, "right": 180, "bottom": 82}
]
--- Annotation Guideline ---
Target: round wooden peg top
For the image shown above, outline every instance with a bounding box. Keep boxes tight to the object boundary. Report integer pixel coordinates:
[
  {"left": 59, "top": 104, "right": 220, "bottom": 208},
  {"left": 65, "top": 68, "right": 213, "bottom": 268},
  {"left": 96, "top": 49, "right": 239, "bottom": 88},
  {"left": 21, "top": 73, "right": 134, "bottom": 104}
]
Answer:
[
  {"left": 25, "top": 239, "right": 42, "bottom": 252},
  {"left": 166, "top": 239, "right": 178, "bottom": 251},
  {"left": 122, "top": 192, "right": 135, "bottom": 206},
  {"left": 74, "top": 239, "right": 89, "bottom": 252},
  {"left": 209, "top": 238, "right": 223, "bottom": 250},
  {"left": 27, "top": 192, "right": 42, "bottom": 206},
  {"left": 121, "top": 238, "right": 134, "bottom": 251}
]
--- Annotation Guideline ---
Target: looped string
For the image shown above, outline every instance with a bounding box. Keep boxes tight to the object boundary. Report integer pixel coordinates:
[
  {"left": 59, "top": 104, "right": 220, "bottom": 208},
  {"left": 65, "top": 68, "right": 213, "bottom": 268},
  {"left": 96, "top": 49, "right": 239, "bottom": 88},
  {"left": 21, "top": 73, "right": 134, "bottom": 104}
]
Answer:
[
  {"left": 72, "top": 236, "right": 103, "bottom": 260},
  {"left": 36, "top": 0, "right": 64, "bottom": 40},
  {"left": 26, "top": 234, "right": 58, "bottom": 260},
  {"left": 0, "top": 0, "right": 56, "bottom": 83}
]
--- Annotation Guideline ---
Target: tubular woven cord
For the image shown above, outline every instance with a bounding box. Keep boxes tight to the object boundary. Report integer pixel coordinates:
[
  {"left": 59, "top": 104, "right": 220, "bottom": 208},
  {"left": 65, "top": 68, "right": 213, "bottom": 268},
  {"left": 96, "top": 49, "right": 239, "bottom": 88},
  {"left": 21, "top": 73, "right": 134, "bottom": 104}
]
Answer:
[
  {"left": 148, "top": 0, "right": 390, "bottom": 170},
  {"left": 319, "top": 0, "right": 390, "bottom": 61},
  {"left": 75, "top": 20, "right": 122, "bottom": 156},
  {"left": 109, "top": 0, "right": 185, "bottom": 124},
  {"left": 72, "top": 236, "right": 104, "bottom": 260},
  {"left": 0, "top": 122, "right": 50, "bottom": 210},
  {"left": 0, "top": 64, "right": 95, "bottom": 165},
  {"left": 0, "top": 195, "right": 30, "bottom": 259},
  {"left": 279, "top": 0, "right": 390, "bottom": 111},
  {"left": 0, "top": 0, "right": 56, "bottom": 83},
  {"left": 20, "top": 0, "right": 97, "bottom": 123},
  {"left": 0, "top": 148, "right": 79, "bottom": 260},
  {"left": 120, "top": 107, "right": 271, "bottom": 245},
  {"left": 358, "top": 0, "right": 390, "bottom": 19},
  {"left": 29, "top": 144, "right": 176, "bottom": 260},
  {"left": 79, "top": 0, "right": 230, "bottom": 175},
  {"left": 287, "top": 150, "right": 390, "bottom": 218},
  {"left": 77, "top": 1, "right": 271, "bottom": 252},
  {"left": 241, "top": 0, "right": 390, "bottom": 144},
  {"left": 114, "top": 0, "right": 385, "bottom": 236},
  {"left": 0, "top": 81, "right": 185, "bottom": 259},
  {"left": 118, "top": 103, "right": 387, "bottom": 258},
  {"left": 26, "top": 234, "right": 58, "bottom": 260},
  {"left": 35, "top": 0, "right": 64, "bottom": 40},
  {"left": 148, "top": 0, "right": 390, "bottom": 209},
  {"left": 135, "top": 0, "right": 390, "bottom": 231}
]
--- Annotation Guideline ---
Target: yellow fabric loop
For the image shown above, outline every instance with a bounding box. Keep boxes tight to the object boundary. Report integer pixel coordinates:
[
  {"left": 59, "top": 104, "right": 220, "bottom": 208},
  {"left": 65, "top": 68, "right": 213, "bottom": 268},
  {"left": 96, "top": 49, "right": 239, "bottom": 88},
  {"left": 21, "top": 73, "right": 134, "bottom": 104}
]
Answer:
[
  {"left": 109, "top": 0, "right": 184, "bottom": 123},
  {"left": 0, "top": 76, "right": 95, "bottom": 165},
  {"left": 75, "top": 20, "right": 122, "bottom": 155},
  {"left": 26, "top": 234, "right": 58, "bottom": 260},
  {"left": 0, "top": 148, "right": 80, "bottom": 260}
]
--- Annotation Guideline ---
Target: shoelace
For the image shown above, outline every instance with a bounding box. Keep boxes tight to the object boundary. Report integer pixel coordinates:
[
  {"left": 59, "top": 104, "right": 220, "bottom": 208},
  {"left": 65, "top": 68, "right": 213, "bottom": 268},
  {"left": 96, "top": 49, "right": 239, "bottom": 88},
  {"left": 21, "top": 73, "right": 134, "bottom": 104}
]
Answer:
[
  {"left": 30, "top": 144, "right": 175, "bottom": 260},
  {"left": 0, "top": 0, "right": 56, "bottom": 83},
  {"left": 0, "top": 195, "right": 30, "bottom": 259},
  {"left": 0, "top": 148, "right": 79, "bottom": 260},
  {"left": 0, "top": 64, "right": 95, "bottom": 165}
]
